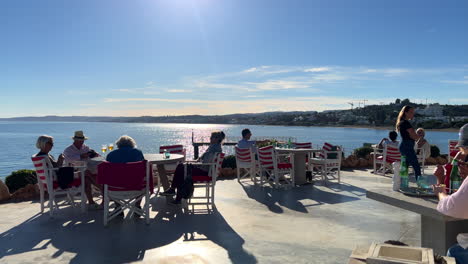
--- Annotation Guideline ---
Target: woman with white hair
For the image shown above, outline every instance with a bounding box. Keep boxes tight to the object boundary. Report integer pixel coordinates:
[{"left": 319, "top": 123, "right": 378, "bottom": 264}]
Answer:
[
  {"left": 106, "top": 135, "right": 145, "bottom": 163},
  {"left": 35, "top": 135, "right": 64, "bottom": 167}
]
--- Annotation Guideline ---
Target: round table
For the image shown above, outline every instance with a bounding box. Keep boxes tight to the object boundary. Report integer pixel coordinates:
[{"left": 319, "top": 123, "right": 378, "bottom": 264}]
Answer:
[
  {"left": 143, "top": 154, "right": 184, "bottom": 165},
  {"left": 276, "top": 148, "right": 322, "bottom": 185}
]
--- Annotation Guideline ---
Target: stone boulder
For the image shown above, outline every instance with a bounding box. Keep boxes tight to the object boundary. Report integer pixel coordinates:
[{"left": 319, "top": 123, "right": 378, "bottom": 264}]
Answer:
[
  {"left": 425, "top": 157, "right": 437, "bottom": 165},
  {"left": 10, "top": 184, "right": 39, "bottom": 201},
  {"left": 220, "top": 168, "right": 237, "bottom": 178},
  {"left": 346, "top": 155, "right": 359, "bottom": 168},
  {"left": 436, "top": 156, "right": 448, "bottom": 165},
  {"left": 0, "top": 180, "right": 10, "bottom": 201},
  {"left": 358, "top": 158, "right": 370, "bottom": 168}
]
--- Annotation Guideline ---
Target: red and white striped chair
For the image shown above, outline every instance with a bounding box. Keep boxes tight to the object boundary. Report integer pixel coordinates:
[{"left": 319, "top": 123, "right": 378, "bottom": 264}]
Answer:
[
  {"left": 449, "top": 140, "right": 459, "bottom": 162},
  {"left": 258, "top": 146, "right": 294, "bottom": 188},
  {"left": 235, "top": 147, "right": 259, "bottom": 183},
  {"left": 97, "top": 160, "right": 153, "bottom": 226},
  {"left": 31, "top": 155, "right": 86, "bottom": 216},
  {"left": 154, "top": 145, "right": 186, "bottom": 192},
  {"left": 309, "top": 143, "right": 342, "bottom": 183},
  {"left": 373, "top": 144, "right": 401, "bottom": 176},
  {"left": 294, "top": 142, "right": 313, "bottom": 149},
  {"left": 184, "top": 152, "right": 225, "bottom": 212}
]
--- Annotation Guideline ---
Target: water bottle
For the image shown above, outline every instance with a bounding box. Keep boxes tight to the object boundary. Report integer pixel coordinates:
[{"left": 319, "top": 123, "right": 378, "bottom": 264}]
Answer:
[
  {"left": 399, "top": 156, "right": 409, "bottom": 189},
  {"left": 450, "top": 160, "right": 461, "bottom": 193},
  {"left": 392, "top": 161, "right": 401, "bottom": 191},
  {"left": 287, "top": 138, "right": 292, "bottom": 148}
]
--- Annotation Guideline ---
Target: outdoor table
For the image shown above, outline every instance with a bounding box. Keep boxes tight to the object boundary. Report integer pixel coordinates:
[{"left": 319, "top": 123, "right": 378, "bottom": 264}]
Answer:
[
  {"left": 144, "top": 154, "right": 185, "bottom": 188},
  {"left": 87, "top": 157, "right": 105, "bottom": 174},
  {"left": 276, "top": 148, "right": 322, "bottom": 185},
  {"left": 366, "top": 188, "right": 468, "bottom": 255}
]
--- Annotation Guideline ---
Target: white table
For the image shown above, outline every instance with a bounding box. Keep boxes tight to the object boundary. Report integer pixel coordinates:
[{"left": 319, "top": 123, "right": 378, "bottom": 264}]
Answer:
[
  {"left": 275, "top": 148, "right": 322, "bottom": 185},
  {"left": 143, "top": 154, "right": 184, "bottom": 165}
]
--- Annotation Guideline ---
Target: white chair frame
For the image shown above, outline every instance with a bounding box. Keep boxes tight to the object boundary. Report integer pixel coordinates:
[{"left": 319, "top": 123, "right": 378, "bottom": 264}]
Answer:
[{"left": 310, "top": 148, "right": 342, "bottom": 184}]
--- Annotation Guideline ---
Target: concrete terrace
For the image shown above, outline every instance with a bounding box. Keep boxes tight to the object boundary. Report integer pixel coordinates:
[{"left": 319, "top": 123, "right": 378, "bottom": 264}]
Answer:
[{"left": 0, "top": 169, "right": 423, "bottom": 264}]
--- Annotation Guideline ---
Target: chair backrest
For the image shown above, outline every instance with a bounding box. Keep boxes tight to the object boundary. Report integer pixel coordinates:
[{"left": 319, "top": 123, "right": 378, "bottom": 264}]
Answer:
[
  {"left": 258, "top": 145, "right": 277, "bottom": 170},
  {"left": 97, "top": 160, "right": 153, "bottom": 192},
  {"left": 159, "top": 145, "right": 185, "bottom": 156},
  {"left": 319, "top": 142, "right": 335, "bottom": 159},
  {"left": 384, "top": 144, "right": 401, "bottom": 163},
  {"left": 210, "top": 152, "right": 225, "bottom": 179},
  {"left": 235, "top": 146, "right": 254, "bottom": 164},
  {"left": 449, "top": 140, "right": 459, "bottom": 159},
  {"left": 294, "top": 142, "right": 312, "bottom": 149},
  {"left": 31, "top": 155, "right": 53, "bottom": 189}
]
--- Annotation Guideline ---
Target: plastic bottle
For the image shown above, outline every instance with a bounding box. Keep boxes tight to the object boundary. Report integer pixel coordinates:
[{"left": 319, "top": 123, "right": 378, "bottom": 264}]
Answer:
[
  {"left": 163, "top": 149, "right": 170, "bottom": 159},
  {"left": 399, "top": 156, "right": 409, "bottom": 189},
  {"left": 287, "top": 138, "right": 292, "bottom": 148},
  {"left": 450, "top": 160, "right": 461, "bottom": 193}
]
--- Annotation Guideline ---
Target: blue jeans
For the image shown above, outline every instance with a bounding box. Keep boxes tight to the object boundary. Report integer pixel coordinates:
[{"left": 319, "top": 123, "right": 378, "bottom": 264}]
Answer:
[
  {"left": 448, "top": 244, "right": 468, "bottom": 264},
  {"left": 399, "top": 140, "right": 421, "bottom": 179}
]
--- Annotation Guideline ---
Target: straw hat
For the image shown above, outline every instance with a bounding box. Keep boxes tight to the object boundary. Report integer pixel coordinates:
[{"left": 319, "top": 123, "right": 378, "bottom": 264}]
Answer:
[
  {"left": 455, "top": 124, "right": 468, "bottom": 148},
  {"left": 72, "top": 131, "right": 89, "bottom": 141}
]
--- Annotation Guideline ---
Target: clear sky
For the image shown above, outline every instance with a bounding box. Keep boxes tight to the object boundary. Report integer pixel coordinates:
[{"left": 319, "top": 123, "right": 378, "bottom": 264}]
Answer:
[{"left": 1, "top": 0, "right": 467, "bottom": 117}]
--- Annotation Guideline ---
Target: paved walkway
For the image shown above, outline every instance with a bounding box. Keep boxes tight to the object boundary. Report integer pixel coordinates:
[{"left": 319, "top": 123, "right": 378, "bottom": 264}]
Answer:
[{"left": 0, "top": 169, "right": 423, "bottom": 264}]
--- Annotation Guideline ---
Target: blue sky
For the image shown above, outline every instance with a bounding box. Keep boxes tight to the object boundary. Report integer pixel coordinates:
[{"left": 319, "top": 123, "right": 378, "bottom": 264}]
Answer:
[{"left": 1, "top": 0, "right": 467, "bottom": 117}]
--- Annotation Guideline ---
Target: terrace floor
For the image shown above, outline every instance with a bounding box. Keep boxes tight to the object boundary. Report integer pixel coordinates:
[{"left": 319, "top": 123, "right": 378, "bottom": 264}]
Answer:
[{"left": 0, "top": 168, "right": 425, "bottom": 264}]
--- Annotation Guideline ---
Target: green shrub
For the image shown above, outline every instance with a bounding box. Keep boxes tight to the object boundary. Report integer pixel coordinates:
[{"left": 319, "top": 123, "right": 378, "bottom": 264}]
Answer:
[
  {"left": 5, "top": 169, "right": 37, "bottom": 194},
  {"left": 430, "top": 145, "right": 441, "bottom": 158},
  {"left": 222, "top": 155, "right": 237, "bottom": 169},
  {"left": 353, "top": 146, "right": 373, "bottom": 159}
]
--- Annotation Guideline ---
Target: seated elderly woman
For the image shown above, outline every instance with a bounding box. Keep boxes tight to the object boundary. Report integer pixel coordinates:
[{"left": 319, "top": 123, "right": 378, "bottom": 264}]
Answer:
[
  {"left": 106, "top": 135, "right": 145, "bottom": 217},
  {"left": 35, "top": 135, "right": 65, "bottom": 168},
  {"left": 432, "top": 124, "right": 468, "bottom": 263},
  {"left": 415, "top": 128, "right": 431, "bottom": 160},
  {"left": 161, "top": 131, "right": 225, "bottom": 205}
]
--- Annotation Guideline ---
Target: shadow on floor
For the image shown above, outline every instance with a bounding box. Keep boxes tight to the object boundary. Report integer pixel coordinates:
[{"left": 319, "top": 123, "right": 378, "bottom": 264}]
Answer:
[
  {"left": 240, "top": 181, "right": 360, "bottom": 214},
  {"left": 0, "top": 197, "right": 256, "bottom": 264}
]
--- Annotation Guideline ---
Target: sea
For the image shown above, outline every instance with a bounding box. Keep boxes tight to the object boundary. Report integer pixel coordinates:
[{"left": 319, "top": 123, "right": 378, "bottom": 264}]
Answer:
[{"left": 0, "top": 121, "right": 459, "bottom": 180}]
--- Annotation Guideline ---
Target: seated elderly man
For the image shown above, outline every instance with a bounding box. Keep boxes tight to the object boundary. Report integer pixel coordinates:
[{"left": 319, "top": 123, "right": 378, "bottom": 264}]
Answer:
[
  {"left": 106, "top": 135, "right": 145, "bottom": 217},
  {"left": 63, "top": 131, "right": 101, "bottom": 207}
]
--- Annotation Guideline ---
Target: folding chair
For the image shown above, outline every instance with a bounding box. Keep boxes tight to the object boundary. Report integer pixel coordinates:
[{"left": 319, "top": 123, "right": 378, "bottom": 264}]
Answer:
[
  {"left": 373, "top": 144, "right": 401, "bottom": 176},
  {"left": 184, "top": 152, "right": 225, "bottom": 212},
  {"left": 258, "top": 146, "right": 294, "bottom": 188},
  {"left": 31, "top": 155, "right": 86, "bottom": 217},
  {"left": 97, "top": 160, "right": 153, "bottom": 226},
  {"left": 235, "top": 147, "right": 259, "bottom": 183},
  {"left": 309, "top": 143, "right": 342, "bottom": 183}
]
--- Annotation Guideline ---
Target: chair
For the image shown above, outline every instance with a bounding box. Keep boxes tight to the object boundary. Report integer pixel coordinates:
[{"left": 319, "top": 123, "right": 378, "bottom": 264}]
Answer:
[
  {"left": 31, "top": 155, "right": 86, "bottom": 217},
  {"left": 97, "top": 160, "right": 153, "bottom": 226},
  {"left": 416, "top": 147, "right": 426, "bottom": 175},
  {"left": 184, "top": 152, "right": 225, "bottom": 212},
  {"left": 258, "top": 146, "right": 294, "bottom": 188},
  {"left": 235, "top": 147, "right": 259, "bottom": 184},
  {"left": 373, "top": 144, "right": 401, "bottom": 176},
  {"left": 154, "top": 145, "right": 186, "bottom": 192},
  {"left": 294, "top": 142, "right": 312, "bottom": 149},
  {"left": 309, "top": 143, "right": 342, "bottom": 183},
  {"left": 449, "top": 140, "right": 459, "bottom": 162}
]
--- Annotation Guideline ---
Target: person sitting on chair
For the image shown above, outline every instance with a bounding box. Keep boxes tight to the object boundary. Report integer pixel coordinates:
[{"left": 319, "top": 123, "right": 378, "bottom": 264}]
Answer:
[
  {"left": 35, "top": 135, "right": 64, "bottom": 168},
  {"left": 161, "top": 131, "right": 225, "bottom": 204},
  {"left": 415, "top": 128, "right": 431, "bottom": 160},
  {"left": 377, "top": 131, "right": 399, "bottom": 149}
]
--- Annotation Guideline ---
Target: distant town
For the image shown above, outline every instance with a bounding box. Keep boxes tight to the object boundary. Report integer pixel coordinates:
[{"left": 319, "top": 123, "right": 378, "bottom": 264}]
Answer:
[{"left": 2, "top": 99, "right": 468, "bottom": 129}]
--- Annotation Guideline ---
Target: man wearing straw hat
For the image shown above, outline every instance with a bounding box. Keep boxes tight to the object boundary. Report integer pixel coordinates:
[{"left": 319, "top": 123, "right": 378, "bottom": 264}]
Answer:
[{"left": 63, "top": 131, "right": 101, "bottom": 208}]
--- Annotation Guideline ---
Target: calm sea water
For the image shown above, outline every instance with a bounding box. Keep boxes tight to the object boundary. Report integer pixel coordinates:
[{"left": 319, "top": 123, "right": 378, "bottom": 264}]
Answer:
[{"left": 0, "top": 121, "right": 458, "bottom": 180}]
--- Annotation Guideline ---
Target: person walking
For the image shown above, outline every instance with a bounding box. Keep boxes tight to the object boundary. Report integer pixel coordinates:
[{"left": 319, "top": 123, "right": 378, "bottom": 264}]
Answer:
[{"left": 396, "top": 105, "right": 422, "bottom": 180}]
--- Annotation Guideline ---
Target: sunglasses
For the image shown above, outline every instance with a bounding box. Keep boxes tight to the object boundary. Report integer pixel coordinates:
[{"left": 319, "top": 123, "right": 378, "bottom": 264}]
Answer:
[{"left": 47, "top": 142, "right": 54, "bottom": 146}]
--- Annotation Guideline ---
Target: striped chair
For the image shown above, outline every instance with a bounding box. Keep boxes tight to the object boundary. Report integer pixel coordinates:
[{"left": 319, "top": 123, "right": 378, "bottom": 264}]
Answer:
[
  {"left": 309, "top": 143, "right": 342, "bottom": 183},
  {"left": 258, "top": 145, "right": 294, "bottom": 188},
  {"left": 31, "top": 155, "right": 86, "bottom": 216},
  {"left": 449, "top": 140, "right": 459, "bottom": 162},
  {"left": 373, "top": 144, "right": 401, "bottom": 176},
  {"left": 184, "top": 152, "right": 225, "bottom": 212},
  {"left": 235, "top": 147, "right": 259, "bottom": 183}
]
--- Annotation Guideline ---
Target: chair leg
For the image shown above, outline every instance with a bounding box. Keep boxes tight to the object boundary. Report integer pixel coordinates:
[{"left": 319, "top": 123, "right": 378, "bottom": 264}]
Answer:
[
  {"left": 39, "top": 187, "right": 45, "bottom": 213},
  {"left": 48, "top": 191, "right": 54, "bottom": 217},
  {"left": 237, "top": 167, "right": 241, "bottom": 182},
  {"left": 103, "top": 186, "right": 109, "bottom": 226}
]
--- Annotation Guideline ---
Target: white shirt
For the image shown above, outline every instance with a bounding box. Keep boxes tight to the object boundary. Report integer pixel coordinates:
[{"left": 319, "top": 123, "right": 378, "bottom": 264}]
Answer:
[{"left": 63, "top": 143, "right": 90, "bottom": 165}]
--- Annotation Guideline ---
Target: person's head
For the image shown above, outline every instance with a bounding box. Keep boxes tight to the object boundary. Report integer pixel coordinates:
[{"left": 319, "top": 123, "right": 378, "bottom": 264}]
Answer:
[
  {"left": 456, "top": 124, "right": 468, "bottom": 155},
  {"left": 72, "top": 131, "right": 88, "bottom": 149},
  {"left": 396, "top": 105, "right": 415, "bottom": 131},
  {"left": 241, "top": 128, "right": 252, "bottom": 140},
  {"left": 115, "top": 135, "right": 137, "bottom": 149},
  {"left": 416, "top": 128, "right": 426, "bottom": 138},
  {"left": 36, "top": 135, "right": 54, "bottom": 153},
  {"left": 389, "top": 131, "right": 398, "bottom": 141},
  {"left": 210, "top": 131, "right": 226, "bottom": 144}
]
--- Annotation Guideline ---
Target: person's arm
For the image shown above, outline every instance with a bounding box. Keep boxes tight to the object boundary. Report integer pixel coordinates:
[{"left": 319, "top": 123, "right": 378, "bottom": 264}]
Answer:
[
  {"left": 406, "top": 127, "right": 420, "bottom": 141},
  {"left": 377, "top": 138, "right": 387, "bottom": 149},
  {"left": 435, "top": 179, "right": 468, "bottom": 219}
]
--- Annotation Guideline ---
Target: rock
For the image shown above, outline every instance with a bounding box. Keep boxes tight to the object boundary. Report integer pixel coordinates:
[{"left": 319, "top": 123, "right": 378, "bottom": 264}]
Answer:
[
  {"left": 347, "top": 155, "right": 359, "bottom": 168},
  {"left": 358, "top": 158, "right": 370, "bottom": 168},
  {"left": 341, "top": 160, "right": 349, "bottom": 168},
  {"left": 220, "top": 168, "right": 237, "bottom": 178},
  {"left": 0, "top": 180, "right": 10, "bottom": 201},
  {"left": 436, "top": 156, "right": 448, "bottom": 165},
  {"left": 10, "top": 184, "right": 39, "bottom": 201}
]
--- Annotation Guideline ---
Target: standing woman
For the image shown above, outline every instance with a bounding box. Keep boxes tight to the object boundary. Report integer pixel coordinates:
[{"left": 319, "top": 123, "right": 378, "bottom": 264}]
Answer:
[{"left": 396, "top": 106, "right": 422, "bottom": 180}]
